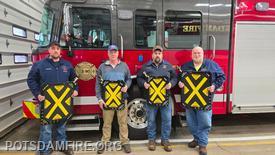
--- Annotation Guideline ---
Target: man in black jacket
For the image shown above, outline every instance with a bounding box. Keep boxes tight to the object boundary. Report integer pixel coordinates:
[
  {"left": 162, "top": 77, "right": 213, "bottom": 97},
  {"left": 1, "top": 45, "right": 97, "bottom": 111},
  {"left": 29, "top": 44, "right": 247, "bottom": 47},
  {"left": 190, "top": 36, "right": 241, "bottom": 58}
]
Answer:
[
  {"left": 27, "top": 42, "right": 78, "bottom": 155},
  {"left": 137, "top": 45, "right": 177, "bottom": 152}
]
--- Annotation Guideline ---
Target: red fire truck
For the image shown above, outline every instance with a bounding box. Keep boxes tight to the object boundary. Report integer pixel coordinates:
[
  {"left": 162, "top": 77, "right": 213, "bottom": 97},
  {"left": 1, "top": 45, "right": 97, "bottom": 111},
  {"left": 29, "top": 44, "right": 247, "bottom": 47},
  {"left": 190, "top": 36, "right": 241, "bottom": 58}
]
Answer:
[{"left": 31, "top": 0, "right": 275, "bottom": 139}]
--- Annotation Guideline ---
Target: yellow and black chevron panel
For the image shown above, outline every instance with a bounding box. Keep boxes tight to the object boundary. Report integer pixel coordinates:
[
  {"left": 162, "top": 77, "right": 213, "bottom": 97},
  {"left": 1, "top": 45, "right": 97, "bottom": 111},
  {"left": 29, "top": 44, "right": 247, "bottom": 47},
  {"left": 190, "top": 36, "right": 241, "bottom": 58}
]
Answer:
[
  {"left": 102, "top": 80, "right": 125, "bottom": 110},
  {"left": 148, "top": 77, "right": 169, "bottom": 106},
  {"left": 181, "top": 72, "right": 211, "bottom": 110},
  {"left": 40, "top": 82, "right": 74, "bottom": 124}
]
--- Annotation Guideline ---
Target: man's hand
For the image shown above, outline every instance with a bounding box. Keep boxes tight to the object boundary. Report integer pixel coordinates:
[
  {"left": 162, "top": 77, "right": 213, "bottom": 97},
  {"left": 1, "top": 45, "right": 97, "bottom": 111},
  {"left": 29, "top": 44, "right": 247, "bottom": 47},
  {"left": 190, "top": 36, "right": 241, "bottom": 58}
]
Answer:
[
  {"left": 165, "top": 82, "right": 172, "bottom": 90},
  {"left": 144, "top": 82, "right": 150, "bottom": 89},
  {"left": 178, "top": 81, "right": 184, "bottom": 88},
  {"left": 209, "top": 85, "right": 215, "bottom": 93},
  {"left": 37, "top": 94, "right": 45, "bottom": 102},
  {"left": 72, "top": 90, "right": 78, "bottom": 97},
  {"left": 121, "top": 85, "right": 128, "bottom": 93},
  {"left": 99, "top": 100, "right": 106, "bottom": 110}
]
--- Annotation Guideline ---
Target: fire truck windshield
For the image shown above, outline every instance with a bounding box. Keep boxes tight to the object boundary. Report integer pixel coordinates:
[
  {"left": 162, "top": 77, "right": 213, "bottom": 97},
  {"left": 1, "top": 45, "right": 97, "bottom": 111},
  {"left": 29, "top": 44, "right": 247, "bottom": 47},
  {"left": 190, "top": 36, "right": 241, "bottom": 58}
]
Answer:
[{"left": 60, "top": 7, "right": 112, "bottom": 48}]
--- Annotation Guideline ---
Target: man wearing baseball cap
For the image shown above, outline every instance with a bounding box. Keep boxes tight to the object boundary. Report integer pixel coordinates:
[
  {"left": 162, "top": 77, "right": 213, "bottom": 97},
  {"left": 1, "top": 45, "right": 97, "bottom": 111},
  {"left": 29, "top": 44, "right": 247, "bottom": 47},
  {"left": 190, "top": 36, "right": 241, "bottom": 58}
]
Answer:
[
  {"left": 137, "top": 45, "right": 177, "bottom": 152},
  {"left": 27, "top": 41, "right": 78, "bottom": 155},
  {"left": 96, "top": 44, "right": 132, "bottom": 154}
]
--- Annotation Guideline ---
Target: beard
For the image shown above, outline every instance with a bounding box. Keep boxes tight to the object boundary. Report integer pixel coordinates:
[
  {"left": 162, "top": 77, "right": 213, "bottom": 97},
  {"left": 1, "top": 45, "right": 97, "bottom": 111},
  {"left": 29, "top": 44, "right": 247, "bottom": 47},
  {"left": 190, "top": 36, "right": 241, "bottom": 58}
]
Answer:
[
  {"left": 154, "top": 57, "right": 161, "bottom": 64},
  {"left": 50, "top": 54, "right": 60, "bottom": 60},
  {"left": 193, "top": 57, "right": 203, "bottom": 64}
]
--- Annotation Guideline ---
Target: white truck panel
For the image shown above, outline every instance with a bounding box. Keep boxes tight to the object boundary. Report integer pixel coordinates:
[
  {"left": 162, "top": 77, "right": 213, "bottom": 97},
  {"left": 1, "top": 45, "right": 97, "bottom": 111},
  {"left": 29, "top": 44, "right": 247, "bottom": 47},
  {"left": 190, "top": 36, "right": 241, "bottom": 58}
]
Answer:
[{"left": 232, "top": 22, "right": 275, "bottom": 113}]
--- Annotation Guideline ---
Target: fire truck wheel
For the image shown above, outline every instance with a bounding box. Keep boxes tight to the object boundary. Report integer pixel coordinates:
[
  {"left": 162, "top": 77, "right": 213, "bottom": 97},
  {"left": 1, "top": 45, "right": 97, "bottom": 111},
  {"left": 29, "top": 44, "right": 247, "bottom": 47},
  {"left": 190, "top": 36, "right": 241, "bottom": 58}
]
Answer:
[{"left": 127, "top": 98, "right": 147, "bottom": 140}]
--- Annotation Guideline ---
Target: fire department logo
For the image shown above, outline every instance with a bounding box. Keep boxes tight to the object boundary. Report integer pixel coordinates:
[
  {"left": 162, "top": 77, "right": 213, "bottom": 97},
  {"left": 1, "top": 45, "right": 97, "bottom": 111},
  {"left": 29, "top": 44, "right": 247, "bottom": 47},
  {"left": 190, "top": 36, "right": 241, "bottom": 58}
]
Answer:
[{"left": 75, "top": 62, "right": 97, "bottom": 81}]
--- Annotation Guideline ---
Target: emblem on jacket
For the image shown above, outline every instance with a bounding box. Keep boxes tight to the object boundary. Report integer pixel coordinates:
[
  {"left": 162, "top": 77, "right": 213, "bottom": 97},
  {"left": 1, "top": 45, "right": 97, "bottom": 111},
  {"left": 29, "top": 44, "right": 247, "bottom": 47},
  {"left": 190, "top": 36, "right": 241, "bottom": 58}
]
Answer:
[
  {"left": 62, "top": 66, "right": 68, "bottom": 72},
  {"left": 75, "top": 62, "right": 97, "bottom": 81}
]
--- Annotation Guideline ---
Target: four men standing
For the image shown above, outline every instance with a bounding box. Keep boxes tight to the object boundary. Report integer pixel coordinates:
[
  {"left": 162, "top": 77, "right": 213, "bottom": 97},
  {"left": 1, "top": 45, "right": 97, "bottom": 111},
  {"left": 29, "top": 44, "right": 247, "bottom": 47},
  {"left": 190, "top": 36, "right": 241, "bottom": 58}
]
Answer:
[{"left": 27, "top": 43, "right": 225, "bottom": 155}]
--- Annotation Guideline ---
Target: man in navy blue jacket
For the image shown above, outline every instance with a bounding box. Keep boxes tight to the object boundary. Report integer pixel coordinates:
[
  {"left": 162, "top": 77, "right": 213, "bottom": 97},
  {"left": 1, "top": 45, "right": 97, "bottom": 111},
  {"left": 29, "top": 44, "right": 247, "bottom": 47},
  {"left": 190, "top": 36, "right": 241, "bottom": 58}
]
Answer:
[
  {"left": 27, "top": 42, "right": 78, "bottom": 155},
  {"left": 179, "top": 46, "right": 225, "bottom": 155},
  {"left": 137, "top": 45, "right": 177, "bottom": 152}
]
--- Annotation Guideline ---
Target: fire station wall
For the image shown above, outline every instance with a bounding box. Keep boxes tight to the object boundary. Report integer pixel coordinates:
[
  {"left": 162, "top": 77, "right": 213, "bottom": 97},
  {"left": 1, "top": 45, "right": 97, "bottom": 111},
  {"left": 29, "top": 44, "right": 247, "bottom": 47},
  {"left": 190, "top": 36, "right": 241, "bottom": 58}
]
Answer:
[{"left": 0, "top": 0, "right": 44, "bottom": 137}]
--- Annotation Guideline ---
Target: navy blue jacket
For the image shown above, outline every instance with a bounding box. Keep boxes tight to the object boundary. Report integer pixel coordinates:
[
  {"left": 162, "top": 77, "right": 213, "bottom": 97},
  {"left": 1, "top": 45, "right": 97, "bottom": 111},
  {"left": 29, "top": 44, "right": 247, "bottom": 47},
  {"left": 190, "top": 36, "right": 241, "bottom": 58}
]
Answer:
[
  {"left": 137, "top": 60, "right": 177, "bottom": 88},
  {"left": 180, "top": 59, "right": 226, "bottom": 89},
  {"left": 27, "top": 57, "right": 77, "bottom": 98}
]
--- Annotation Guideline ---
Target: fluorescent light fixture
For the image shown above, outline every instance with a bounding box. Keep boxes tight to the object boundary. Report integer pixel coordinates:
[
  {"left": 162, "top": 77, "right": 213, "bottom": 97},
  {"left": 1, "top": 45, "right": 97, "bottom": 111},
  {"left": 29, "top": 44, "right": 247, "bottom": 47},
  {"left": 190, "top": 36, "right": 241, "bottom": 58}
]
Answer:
[
  {"left": 225, "top": 4, "right": 232, "bottom": 7},
  {"left": 196, "top": 3, "right": 229, "bottom": 8},
  {"left": 195, "top": 3, "right": 209, "bottom": 7},
  {"left": 210, "top": 4, "right": 223, "bottom": 7}
]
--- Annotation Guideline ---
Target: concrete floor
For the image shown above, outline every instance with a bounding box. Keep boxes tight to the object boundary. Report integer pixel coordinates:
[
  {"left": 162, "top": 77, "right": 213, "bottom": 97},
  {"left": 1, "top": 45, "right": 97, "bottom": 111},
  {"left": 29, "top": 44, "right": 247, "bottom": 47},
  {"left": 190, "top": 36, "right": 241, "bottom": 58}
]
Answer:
[{"left": 1, "top": 113, "right": 275, "bottom": 154}]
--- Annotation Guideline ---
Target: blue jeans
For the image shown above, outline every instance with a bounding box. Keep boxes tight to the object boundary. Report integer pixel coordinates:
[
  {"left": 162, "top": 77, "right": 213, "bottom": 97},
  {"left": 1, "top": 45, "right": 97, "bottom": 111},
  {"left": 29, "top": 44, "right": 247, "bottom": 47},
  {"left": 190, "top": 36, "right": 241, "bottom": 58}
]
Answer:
[
  {"left": 38, "top": 121, "right": 67, "bottom": 154},
  {"left": 186, "top": 108, "right": 212, "bottom": 147},
  {"left": 145, "top": 103, "right": 172, "bottom": 141}
]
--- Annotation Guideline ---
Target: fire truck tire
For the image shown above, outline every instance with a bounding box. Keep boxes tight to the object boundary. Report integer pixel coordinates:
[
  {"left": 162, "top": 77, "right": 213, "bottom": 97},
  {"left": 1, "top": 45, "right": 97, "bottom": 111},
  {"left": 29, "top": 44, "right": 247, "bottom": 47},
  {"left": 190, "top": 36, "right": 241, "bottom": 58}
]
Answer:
[
  {"left": 112, "top": 97, "right": 148, "bottom": 140},
  {"left": 128, "top": 123, "right": 147, "bottom": 140},
  {"left": 127, "top": 98, "right": 148, "bottom": 140},
  {"left": 127, "top": 85, "right": 148, "bottom": 139}
]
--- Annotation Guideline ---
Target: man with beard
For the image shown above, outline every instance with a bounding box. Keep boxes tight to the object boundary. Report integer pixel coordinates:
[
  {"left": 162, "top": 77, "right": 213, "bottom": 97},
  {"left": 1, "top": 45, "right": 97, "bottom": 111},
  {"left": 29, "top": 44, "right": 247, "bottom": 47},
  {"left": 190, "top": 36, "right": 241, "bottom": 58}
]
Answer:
[
  {"left": 137, "top": 45, "right": 177, "bottom": 152},
  {"left": 178, "top": 46, "right": 225, "bottom": 155},
  {"left": 27, "top": 41, "right": 78, "bottom": 155}
]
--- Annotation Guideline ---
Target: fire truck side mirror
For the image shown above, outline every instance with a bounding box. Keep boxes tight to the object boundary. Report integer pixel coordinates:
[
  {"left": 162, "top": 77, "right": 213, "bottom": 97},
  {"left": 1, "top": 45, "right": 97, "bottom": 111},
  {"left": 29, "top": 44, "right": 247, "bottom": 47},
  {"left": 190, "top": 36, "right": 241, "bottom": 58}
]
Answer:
[
  {"left": 63, "top": 3, "right": 73, "bottom": 36},
  {"left": 63, "top": 3, "right": 74, "bottom": 57}
]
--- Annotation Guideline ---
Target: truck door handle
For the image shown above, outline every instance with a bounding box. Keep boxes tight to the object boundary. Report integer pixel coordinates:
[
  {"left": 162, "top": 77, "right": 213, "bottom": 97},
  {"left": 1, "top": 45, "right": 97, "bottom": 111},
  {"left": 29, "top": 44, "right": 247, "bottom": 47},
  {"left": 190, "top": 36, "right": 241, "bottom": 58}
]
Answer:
[
  {"left": 119, "top": 34, "right": 124, "bottom": 60},
  {"left": 209, "top": 35, "right": 216, "bottom": 60}
]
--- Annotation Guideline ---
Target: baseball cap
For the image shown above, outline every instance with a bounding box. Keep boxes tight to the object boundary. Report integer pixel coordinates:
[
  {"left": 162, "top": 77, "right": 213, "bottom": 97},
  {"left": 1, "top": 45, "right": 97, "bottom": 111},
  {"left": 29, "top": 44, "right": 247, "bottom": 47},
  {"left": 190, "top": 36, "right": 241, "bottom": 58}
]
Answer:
[
  {"left": 108, "top": 45, "right": 118, "bottom": 52},
  {"left": 153, "top": 45, "right": 163, "bottom": 52},
  {"left": 48, "top": 41, "right": 61, "bottom": 48}
]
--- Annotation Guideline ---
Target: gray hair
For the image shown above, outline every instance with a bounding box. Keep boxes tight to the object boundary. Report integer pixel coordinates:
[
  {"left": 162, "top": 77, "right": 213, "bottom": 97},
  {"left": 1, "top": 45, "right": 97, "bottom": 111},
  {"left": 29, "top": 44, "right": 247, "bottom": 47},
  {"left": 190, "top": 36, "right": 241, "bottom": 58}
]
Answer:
[{"left": 192, "top": 46, "right": 204, "bottom": 52}]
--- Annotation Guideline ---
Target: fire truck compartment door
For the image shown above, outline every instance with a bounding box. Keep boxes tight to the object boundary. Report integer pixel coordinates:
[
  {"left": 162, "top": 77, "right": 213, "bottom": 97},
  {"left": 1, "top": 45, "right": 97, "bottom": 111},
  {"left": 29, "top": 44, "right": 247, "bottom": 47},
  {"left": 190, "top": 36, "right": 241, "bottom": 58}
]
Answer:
[{"left": 232, "top": 22, "right": 275, "bottom": 113}]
